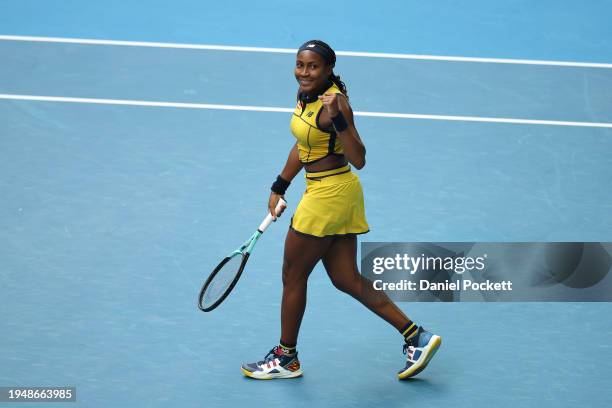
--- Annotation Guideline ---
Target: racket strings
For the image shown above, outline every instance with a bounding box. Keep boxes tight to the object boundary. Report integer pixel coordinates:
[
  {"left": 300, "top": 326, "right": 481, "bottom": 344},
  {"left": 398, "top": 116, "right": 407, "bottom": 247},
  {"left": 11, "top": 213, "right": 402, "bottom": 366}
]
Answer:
[{"left": 201, "top": 255, "right": 244, "bottom": 308}]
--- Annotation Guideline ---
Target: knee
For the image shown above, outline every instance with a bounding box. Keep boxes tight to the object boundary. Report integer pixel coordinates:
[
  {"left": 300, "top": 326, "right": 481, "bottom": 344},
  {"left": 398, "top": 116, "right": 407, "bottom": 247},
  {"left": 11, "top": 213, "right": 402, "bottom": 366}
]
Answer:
[
  {"left": 282, "top": 257, "right": 308, "bottom": 288},
  {"left": 328, "top": 272, "right": 360, "bottom": 294},
  {"left": 330, "top": 277, "right": 348, "bottom": 293}
]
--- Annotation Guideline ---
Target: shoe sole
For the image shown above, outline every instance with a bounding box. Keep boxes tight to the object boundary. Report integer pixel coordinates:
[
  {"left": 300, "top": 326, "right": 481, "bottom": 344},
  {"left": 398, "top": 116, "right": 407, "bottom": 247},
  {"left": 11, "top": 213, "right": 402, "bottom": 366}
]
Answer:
[
  {"left": 241, "top": 367, "right": 303, "bottom": 380},
  {"left": 397, "top": 335, "right": 442, "bottom": 380}
]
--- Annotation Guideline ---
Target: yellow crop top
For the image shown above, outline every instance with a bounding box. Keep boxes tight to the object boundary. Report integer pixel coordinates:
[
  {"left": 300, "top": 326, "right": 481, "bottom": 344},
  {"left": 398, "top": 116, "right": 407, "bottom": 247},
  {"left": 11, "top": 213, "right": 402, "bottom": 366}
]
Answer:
[{"left": 289, "top": 83, "right": 345, "bottom": 164}]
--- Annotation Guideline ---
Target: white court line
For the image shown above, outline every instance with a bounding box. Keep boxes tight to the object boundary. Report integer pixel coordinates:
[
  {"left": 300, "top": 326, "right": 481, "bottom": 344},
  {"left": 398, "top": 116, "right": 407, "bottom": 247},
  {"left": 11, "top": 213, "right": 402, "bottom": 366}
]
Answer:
[
  {"left": 0, "top": 94, "right": 293, "bottom": 113},
  {"left": 1, "top": 35, "right": 612, "bottom": 69},
  {"left": 2, "top": 94, "right": 612, "bottom": 129}
]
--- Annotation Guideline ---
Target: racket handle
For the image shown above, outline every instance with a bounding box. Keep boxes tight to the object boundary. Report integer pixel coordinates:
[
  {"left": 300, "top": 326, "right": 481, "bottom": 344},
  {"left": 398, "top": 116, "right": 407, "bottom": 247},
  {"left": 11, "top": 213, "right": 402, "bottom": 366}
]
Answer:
[{"left": 258, "top": 197, "right": 287, "bottom": 233}]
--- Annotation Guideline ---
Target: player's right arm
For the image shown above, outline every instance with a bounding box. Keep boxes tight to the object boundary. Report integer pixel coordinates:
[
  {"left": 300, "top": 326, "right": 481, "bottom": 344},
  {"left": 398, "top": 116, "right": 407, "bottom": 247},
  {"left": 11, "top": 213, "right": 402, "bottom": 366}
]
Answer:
[{"left": 269, "top": 143, "right": 302, "bottom": 219}]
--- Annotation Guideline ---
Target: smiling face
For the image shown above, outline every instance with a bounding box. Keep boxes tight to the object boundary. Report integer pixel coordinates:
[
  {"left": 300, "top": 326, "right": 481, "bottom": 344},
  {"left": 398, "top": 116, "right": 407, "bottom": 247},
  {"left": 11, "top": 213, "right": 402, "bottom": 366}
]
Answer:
[{"left": 295, "top": 50, "right": 333, "bottom": 94}]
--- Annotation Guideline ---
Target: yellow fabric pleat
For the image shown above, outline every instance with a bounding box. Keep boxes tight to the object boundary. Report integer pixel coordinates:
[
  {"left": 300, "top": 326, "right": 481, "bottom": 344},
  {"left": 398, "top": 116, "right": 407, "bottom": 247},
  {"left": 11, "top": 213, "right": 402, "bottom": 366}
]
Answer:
[{"left": 290, "top": 166, "right": 369, "bottom": 238}]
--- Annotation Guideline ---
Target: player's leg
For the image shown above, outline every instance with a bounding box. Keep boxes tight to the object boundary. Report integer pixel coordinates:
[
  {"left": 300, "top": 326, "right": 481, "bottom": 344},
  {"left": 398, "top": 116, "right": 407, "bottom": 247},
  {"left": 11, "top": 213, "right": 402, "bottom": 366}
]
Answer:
[
  {"left": 241, "top": 228, "right": 333, "bottom": 379},
  {"left": 321, "top": 235, "right": 441, "bottom": 379},
  {"left": 321, "top": 235, "right": 409, "bottom": 328},
  {"left": 280, "top": 229, "right": 334, "bottom": 344}
]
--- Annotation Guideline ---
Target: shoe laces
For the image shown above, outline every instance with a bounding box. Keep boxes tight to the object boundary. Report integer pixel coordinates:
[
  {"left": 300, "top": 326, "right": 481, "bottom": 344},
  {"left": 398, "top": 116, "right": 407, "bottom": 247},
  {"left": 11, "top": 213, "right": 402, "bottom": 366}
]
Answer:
[
  {"left": 258, "top": 346, "right": 283, "bottom": 366},
  {"left": 402, "top": 343, "right": 410, "bottom": 355},
  {"left": 403, "top": 327, "right": 423, "bottom": 352},
  {"left": 403, "top": 334, "right": 419, "bottom": 354}
]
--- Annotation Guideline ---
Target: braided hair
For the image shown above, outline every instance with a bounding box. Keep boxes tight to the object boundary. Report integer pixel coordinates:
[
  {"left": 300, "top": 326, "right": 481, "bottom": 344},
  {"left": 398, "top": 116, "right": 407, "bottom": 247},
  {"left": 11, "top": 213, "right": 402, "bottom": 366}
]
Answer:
[{"left": 297, "top": 40, "right": 348, "bottom": 100}]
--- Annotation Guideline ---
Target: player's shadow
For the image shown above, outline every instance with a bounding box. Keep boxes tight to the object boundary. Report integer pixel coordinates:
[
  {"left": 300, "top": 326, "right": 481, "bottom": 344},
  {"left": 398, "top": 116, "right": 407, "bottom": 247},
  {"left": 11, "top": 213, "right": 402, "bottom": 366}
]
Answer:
[{"left": 398, "top": 377, "right": 438, "bottom": 386}]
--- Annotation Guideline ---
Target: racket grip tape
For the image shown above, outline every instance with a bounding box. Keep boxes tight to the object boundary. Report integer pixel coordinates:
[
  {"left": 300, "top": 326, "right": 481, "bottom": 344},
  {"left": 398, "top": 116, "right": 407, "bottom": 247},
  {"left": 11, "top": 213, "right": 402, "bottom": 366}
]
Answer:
[{"left": 258, "top": 198, "right": 287, "bottom": 233}]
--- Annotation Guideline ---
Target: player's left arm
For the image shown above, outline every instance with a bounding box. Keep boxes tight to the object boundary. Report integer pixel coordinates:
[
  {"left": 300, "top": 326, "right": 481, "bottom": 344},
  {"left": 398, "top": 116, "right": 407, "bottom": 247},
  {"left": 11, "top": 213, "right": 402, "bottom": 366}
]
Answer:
[{"left": 319, "top": 93, "right": 366, "bottom": 169}]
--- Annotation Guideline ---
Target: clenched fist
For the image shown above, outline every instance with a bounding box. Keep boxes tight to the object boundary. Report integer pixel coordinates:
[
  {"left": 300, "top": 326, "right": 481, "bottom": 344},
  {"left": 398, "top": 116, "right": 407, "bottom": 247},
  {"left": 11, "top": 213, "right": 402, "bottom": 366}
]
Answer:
[{"left": 318, "top": 92, "right": 341, "bottom": 117}]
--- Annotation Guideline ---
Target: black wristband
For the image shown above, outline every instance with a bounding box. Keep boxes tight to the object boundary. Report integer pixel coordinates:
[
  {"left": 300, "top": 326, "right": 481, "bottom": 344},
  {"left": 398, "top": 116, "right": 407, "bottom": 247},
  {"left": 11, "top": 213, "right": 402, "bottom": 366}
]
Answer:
[
  {"left": 271, "top": 175, "right": 290, "bottom": 195},
  {"left": 331, "top": 111, "right": 349, "bottom": 132}
]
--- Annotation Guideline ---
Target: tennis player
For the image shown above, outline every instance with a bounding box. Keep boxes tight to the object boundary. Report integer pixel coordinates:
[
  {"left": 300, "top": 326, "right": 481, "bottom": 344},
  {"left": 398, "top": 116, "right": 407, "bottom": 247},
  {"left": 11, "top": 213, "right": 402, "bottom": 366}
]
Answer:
[{"left": 241, "top": 40, "right": 441, "bottom": 380}]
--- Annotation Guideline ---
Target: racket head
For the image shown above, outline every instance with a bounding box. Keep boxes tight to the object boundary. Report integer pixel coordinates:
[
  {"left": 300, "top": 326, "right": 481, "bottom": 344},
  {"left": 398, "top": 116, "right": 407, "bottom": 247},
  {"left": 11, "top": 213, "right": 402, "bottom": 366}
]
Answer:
[{"left": 198, "top": 251, "right": 250, "bottom": 312}]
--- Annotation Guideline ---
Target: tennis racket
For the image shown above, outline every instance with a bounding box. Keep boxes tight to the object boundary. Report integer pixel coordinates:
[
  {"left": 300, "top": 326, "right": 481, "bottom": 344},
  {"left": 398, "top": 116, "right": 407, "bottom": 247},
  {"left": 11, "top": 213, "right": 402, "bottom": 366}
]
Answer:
[{"left": 197, "top": 198, "right": 287, "bottom": 312}]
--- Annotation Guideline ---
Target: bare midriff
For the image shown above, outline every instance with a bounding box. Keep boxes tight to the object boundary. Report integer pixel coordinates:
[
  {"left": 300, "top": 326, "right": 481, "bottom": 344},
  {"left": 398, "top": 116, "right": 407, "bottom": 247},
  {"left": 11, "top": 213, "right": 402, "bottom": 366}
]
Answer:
[{"left": 303, "top": 154, "right": 348, "bottom": 173}]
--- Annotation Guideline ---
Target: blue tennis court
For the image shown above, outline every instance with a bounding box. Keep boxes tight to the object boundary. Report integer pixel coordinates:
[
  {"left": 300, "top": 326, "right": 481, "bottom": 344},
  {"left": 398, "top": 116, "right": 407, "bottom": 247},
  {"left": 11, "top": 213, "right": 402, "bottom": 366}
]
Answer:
[{"left": 1, "top": 1, "right": 612, "bottom": 407}]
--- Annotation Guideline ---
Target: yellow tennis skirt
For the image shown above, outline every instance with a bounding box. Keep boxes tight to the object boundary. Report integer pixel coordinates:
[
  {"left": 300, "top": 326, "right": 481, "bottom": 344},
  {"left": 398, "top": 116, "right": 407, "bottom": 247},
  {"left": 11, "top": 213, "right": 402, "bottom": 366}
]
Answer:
[{"left": 290, "top": 165, "right": 369, "bottom": 238}]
